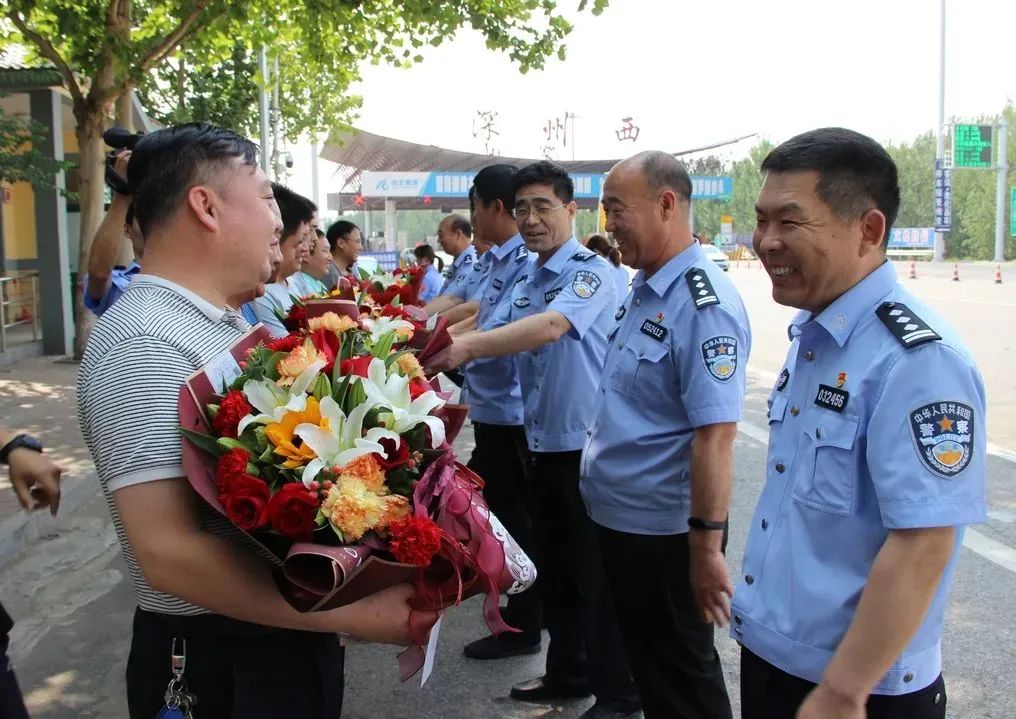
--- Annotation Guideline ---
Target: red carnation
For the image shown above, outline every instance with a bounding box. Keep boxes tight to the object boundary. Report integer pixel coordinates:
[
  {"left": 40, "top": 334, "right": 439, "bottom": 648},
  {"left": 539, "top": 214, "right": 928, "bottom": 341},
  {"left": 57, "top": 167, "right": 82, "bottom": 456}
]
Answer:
[
  {"left": 264, "top": 482, "right": 319, "bottom": 540},
  {"left": 381, "top": 304, "right": 411, "bottom": 321},
  {"left": 267, "top": 334, "right": 303, "bottom": 353},
  {"left": 340, "top": 354, "right": 373, "bottom": 378},
  {"left": 370, "top": 288, "right": 400, "bottom": 306},
  {"left": 212, "top": 390, "right": 252, "bottom": 439},
  {"left": 389, "top": 515, "right": 442, "bottom": 566},
  {"left": 218, "top": 473, "right": 270, "bottom": 531},
  {"left": 284, "top": 304, "right": 308, "bottom": 331},
  {"left": 215, "top": 448, "right": 250, "bottom": 491},
  {"left": 308, "top": 329, "right": 340, "bottom": 375},
  {"left": 408, "top": 377, "right": 432, "bottom": 400},
  {"left": 375, "top": 436, "right": 411, "bottom": 470}
]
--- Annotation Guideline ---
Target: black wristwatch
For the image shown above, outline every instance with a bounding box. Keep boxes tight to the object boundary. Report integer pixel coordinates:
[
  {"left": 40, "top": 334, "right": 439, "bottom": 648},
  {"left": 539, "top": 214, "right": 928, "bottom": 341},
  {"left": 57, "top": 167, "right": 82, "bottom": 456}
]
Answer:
[
  {"left": 688, "top": 517, "right": 726, "bottom": 531},
  {"left": 0, "top": 434, "right": 43, "bottom": 465}
]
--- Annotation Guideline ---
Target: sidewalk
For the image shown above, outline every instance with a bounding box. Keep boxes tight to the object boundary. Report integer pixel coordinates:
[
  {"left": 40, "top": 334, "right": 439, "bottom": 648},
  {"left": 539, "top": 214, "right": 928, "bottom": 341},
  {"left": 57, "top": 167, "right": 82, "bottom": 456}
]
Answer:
[{"left": 0, "top": 356, "right": 99, "bottom": 565}]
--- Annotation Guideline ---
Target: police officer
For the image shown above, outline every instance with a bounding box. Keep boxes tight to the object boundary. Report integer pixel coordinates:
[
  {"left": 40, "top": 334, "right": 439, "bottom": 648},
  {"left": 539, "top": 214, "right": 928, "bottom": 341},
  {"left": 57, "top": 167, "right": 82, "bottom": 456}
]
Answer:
[
  {"left": 581, "top": 152, "right": 748, "bottom": 719},
  {"left": 732, "top": 128, "right": 986, "bottom": 719},
  {"left": 431, "top": 161, "right": 640, "bottom": 719},
  {"left": 440, "top": 165, "right": 545, "bottom": 661}
]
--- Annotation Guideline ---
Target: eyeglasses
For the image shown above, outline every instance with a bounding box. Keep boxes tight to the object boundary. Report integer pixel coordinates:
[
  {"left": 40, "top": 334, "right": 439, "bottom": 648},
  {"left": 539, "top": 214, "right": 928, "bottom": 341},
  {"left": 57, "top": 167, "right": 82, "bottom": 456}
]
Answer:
[{"left": 513, "top": 202, "right": 567, "bottom": 221}]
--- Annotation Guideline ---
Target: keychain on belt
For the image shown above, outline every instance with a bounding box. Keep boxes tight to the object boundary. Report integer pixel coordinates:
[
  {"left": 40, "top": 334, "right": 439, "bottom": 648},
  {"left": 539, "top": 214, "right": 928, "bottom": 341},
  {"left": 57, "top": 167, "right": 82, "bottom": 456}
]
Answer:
[{"left": 156, "top": 637, "right": 196, "bottom": 719}]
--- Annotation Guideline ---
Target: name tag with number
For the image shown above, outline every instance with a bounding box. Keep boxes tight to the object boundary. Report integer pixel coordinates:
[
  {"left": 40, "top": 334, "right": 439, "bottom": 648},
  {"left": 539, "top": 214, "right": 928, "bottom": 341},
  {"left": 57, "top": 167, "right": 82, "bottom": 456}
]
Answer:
[
  {"left": 814, "top": 384, "right": 849, "bottom": 413},
  {"left": 640, "top": 320, "right": 667, "bottom": 342}
]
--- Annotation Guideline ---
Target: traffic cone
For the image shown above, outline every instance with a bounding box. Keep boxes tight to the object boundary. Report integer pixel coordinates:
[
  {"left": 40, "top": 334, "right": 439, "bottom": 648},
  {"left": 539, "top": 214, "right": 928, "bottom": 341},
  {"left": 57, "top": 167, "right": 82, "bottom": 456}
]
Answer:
[
  {"left": 952, "top": 264, "right": 960, "bottom": 282},
  {"left": 994, "top": 265, "right": 1003, "bottom": 284},
  {"left": 908, "top": 261, "right": 917, "bottom": 279}
]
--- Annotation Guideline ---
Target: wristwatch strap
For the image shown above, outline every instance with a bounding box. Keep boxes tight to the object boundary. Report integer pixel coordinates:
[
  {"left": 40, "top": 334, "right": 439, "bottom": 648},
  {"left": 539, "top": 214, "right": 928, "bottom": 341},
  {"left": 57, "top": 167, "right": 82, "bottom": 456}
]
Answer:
[{"left": 688, "top": 516, "right": 727, "bottom": 531}]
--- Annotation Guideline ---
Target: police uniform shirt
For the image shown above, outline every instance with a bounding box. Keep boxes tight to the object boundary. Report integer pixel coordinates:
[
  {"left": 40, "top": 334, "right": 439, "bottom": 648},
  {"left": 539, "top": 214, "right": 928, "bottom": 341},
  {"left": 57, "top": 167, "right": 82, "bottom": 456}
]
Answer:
[
  {"left": 580, "top": 242, "right": 751, "bottom": 534},
  {"left": 611, "top": 262, "right": 632, "bottom": 299},
  {"left": 83, "top": 259, "right": 142, "bottom": 317},
  {"left": 418, "top": 265, "right": 444, "bottom": 304},
  {"left": 730, "top": 260, "right": 987, "bottom": 695},
  {"left": 461, "top": 234, "right": 532, "bottom": 425},
  {"left": 441, "top": 245, "right": 488, "bottom": 301},
  {"left": 492, "top": 237, "right": 617, "bottom": 453}
]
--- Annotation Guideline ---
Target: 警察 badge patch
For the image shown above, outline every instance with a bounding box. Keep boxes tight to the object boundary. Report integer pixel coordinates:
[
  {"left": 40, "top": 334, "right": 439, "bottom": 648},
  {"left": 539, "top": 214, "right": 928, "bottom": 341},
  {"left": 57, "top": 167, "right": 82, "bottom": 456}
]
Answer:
[
  {"left": 701, "top": 336, "right": 738, "bottom": 381},
  {"left": 572, "top": 270, "right": 601, "bottom": 299},
  {"left": 909, "top": 401, "right": 974, "bottom": 478}
]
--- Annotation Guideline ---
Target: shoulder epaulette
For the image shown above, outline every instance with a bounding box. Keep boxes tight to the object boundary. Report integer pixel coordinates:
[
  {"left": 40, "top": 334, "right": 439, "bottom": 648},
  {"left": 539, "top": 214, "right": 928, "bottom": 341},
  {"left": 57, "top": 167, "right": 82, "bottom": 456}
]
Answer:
[
  {"left": 685, "top": 267, "right": 719, "bottom": 309},
  {"left": 570, "top": 251, "right": 596, "bottom": 262},
  {"left": 875, "top": 301, "right": 941, "bottom": 348},
  {"left": 515, "top": 245, "right": 529, "bottom": 261}
]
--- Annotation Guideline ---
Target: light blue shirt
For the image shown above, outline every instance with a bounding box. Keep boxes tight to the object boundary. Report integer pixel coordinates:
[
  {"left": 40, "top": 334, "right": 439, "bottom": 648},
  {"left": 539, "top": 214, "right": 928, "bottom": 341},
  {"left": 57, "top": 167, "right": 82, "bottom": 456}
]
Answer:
[
  {"left": 83, "top": 259, "right": 141, "bottom": 316},
  {"left": 493, "top": 237, "right": 616, "bottom": 453},
  {"left": 731, "top": 260, "right": 987, "bottom": 695},
  {"left": 252, "top": 281, "right": 295, "bottom": 338},
  {"left": 580, "top": 242, "right": 751, "bottom": 533},
  {"left": 466, "top": 251, "right": 492, "bottom": 301},
  {"left": 461, "top": 234, "right": 531, "bottom": 426},
  {"left": 611, "top": 262, "right": 632, "bottom": 299},
  {"left": 418, "top": 265, "right": 444, "bottom": 304},
  {"left": 289, "top": 272, "right": 327, "bottom": 298},
  {"left": 240, "top": 302, "right": 259, "bottom": 326}
]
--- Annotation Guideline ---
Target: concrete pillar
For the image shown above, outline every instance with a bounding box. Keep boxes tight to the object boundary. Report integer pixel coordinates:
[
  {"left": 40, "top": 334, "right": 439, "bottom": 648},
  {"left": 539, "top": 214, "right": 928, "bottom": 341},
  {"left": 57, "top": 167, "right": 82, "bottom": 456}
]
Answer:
[
  {"left": 384, "top": 198, "right": 397, "bottom": 251},
  {"left": 28, "top": 89, "right": 72, "bottom": 356}
]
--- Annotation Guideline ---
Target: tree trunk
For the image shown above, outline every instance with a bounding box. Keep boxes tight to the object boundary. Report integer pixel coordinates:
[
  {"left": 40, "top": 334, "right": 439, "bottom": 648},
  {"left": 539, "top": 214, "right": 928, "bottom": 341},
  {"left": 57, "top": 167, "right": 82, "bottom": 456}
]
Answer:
[
  {"left": 72, "top": 109, "right": 108, "bottom": 360},
  {"left": 115, "top": 90, "right": 134, "bottom": 131}
]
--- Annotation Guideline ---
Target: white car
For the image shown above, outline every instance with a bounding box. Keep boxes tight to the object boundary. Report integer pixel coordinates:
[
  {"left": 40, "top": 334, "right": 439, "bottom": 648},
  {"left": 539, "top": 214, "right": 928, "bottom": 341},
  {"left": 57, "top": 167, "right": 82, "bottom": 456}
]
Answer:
[{"left": 701, "top": 243, "right": 730, "bottom": 271}]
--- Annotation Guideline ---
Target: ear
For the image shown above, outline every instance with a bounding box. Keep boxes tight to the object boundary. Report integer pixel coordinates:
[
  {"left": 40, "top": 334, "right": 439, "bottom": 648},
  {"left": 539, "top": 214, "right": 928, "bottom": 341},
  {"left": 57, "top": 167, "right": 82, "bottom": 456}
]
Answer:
[
  {"left": 658, "top": 189, "right": 678, "bottom": 221},
  {"left": 187, "top": 185, "right": 220, "bottom": 233},
  {"left": 566, "top": 200, "right": 578, "bottom": 221},
  {"left": 858, "top": 209, "right": 887, "bottom": 257}
]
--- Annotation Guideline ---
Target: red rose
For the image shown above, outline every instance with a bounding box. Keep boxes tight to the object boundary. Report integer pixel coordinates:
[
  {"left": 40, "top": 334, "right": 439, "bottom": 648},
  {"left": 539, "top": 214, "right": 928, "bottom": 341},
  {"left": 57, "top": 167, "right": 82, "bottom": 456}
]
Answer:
[
  {"left": 308, "top": 329, "right": 340, "bottom": 375},
  {"left": 212, "top": 390, "right": 253, "bottom": 439},
  {"left": 375, "top": 436, "right": 411, "bottom": 470},
  {"left": 283, "top": 304, "right": 307, "bottom": 331},
  {"left": 370, "top": 288, "right": 400, "bottom": 306},
  {"left": 408, "top": 377, "right": 431, "bottom": 400},
  {"left": 397, "top": 284, "right": 418, "bottom": 306},
  {"left": 218, "top": 473, "right": 270, "bottom": 531},
  {"left": 380, "top": 304, "right": 411, "bottom": 321},
  {"left": 264, "top": 482, "right": 319, "bottom": 540},
  {"left": 215, "top": 448, "right": 250, "bottom": 491},
  {"left": 389, "top": 515, "right": 442, "bottom": 566},
  {"left": 267, "top": 334, "right": 303, "bottom": 353},
  {"left": 340, "top": 354, "right": 373, "bottom": 378}
]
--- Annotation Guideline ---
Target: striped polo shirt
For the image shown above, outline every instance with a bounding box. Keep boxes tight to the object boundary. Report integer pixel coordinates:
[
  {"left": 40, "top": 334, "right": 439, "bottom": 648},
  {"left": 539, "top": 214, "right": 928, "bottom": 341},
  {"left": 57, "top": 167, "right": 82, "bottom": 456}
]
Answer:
[{"left": 77, "top": 274, "right": 277, "bottom": 616}]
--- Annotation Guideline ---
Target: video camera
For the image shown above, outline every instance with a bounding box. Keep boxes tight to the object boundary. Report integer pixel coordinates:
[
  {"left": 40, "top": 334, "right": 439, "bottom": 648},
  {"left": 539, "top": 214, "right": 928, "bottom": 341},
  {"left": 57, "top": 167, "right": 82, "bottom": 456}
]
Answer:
[{"left": 103, "top": 127, "right": 144, "bottom": 195}]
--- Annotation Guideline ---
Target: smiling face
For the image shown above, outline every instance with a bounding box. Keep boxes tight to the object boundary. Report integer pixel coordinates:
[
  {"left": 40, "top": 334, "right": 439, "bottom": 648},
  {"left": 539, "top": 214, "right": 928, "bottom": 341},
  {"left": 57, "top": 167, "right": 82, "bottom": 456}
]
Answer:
[
  {"left": 753, "top": 170, "right": 887, "bottom": 313},
  {"left": 514, "top": 181, "right": 576, "bottom": 258}
]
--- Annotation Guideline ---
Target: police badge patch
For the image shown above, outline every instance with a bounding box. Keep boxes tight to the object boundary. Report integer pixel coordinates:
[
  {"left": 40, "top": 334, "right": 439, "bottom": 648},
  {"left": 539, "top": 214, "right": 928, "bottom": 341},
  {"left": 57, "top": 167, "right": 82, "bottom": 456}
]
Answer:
[
  {"left": 615, "top": 305, "right": 627, "bottom": 321},
  {"left": 514, "top": 296, "right": 531, "bottom": 308},
  {"left": 776, "top": 368, "right": 790, "bottom": 392},
  {"left": 909, "top": 401, "right": 974, "bottom": 478},
  {"left": 572, "top": 270, "right": 602, "bottom": 299},
  {"left": 701, "top": 336, "right": 738, "bottom": 382},
  {"left": 544, "top": 288, "right": 563, "bottom": 304}
]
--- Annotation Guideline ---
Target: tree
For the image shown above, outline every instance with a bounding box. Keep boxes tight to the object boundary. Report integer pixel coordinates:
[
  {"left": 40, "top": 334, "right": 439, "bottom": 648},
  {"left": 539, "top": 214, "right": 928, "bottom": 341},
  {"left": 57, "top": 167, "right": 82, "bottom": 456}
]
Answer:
[
  {"left": 1, "top": 0, "right": 609, "bottom": 357},
  {"left": 0, "top": 102, "right": 72, "bottom": 189}
]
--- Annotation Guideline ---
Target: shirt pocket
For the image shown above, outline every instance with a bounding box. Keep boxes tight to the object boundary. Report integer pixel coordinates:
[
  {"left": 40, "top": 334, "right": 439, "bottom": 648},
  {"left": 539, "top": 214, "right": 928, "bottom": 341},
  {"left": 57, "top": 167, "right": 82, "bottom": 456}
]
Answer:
[
  {"left": 610, "top": 340, "right": 670, "bottom": 401},
  {"left": 791, "top": 408, "right": 861, "bottom": 516}
]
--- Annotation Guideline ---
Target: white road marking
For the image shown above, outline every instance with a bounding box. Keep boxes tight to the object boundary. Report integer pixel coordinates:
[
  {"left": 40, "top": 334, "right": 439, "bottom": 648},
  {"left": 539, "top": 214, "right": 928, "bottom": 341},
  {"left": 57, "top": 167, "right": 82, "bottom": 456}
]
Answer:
[{"left": 738, "top": 418, "right": 1016, "bottom": 575}]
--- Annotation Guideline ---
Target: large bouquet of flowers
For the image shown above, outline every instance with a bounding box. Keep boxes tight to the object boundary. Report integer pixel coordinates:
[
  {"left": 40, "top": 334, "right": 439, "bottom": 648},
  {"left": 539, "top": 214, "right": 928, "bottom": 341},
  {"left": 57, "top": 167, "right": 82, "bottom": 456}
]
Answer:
[{"left": 178, "top": 311, "right": 532, "bottom": 678}]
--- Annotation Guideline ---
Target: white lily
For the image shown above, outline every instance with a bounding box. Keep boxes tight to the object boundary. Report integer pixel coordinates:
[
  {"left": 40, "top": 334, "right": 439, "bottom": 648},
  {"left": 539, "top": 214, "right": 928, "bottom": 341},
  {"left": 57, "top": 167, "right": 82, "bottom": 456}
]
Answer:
[
  {"left": 360, "top": 357, "right": 446, "bottom": 448},
  {"left": 294, "top": 396, "right": 401, "bottom": 486},
  {"left": 236, "top": 358, "right": 326, "bottom": 436},
  {"left": 362, "top": 315, "right": 415, "bottom": 344}
]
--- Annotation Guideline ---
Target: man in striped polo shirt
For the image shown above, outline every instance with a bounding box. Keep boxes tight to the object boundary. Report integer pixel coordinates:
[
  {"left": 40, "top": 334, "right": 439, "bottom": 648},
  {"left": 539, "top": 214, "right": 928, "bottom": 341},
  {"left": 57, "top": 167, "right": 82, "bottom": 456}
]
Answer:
[{"left": 77, "top": 123, "right": 414, "bottom": 719}]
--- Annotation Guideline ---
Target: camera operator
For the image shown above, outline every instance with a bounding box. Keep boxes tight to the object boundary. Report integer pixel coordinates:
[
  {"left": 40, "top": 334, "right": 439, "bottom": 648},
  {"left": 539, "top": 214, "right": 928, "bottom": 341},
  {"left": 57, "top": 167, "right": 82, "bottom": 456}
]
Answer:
[{"left": 83, "top": 149, "right": 144, "bottom": 317}]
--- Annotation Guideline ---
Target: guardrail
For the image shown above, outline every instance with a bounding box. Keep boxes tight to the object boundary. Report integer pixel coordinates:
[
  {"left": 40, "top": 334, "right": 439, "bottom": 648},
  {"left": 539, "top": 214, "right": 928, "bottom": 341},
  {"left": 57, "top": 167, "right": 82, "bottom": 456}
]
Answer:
[{"left": 0, "top": 273, "right": 40, "bottom": 353}]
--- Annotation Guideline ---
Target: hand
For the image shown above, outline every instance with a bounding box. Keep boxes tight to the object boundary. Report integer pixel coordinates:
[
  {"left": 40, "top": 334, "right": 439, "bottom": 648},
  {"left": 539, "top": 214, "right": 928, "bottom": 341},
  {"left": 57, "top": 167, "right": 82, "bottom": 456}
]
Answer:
[
  {"left": 424, "top": 341, "right": 470, "bottom": 374},
  {"left": 9, "top": 448, "right": 62, "bottom": 516},
  {"left": 688, "top": 538, "right": 732, "bottom": 626},
  {"left": 796, "top": 682, "right": 865, "bottom": 719},
  {"left": 113, "top": 150, "right": 132, "bottom": 191},
  {"left": 337, "top": 583, "right": 416, "bottom": 645}
]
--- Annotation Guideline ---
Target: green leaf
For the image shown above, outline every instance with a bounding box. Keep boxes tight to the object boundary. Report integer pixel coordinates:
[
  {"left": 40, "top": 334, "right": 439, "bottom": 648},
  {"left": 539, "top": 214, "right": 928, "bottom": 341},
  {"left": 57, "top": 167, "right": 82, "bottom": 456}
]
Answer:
[
  {"left": 385, "top": 349, "right": 411, "bottom": 369},
  {"left": 180, "top": 427, "right": 227, "bottom": 457}
]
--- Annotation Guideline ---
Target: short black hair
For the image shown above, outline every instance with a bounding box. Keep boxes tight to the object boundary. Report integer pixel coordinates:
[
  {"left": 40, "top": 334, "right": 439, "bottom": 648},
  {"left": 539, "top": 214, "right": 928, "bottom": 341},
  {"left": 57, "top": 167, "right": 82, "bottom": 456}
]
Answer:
[
  {"left": 629, "top": 151, "right": 693, "bottom": 201},
  {"left": 413, "top": 244, "right": 436, "bottom": 262},
  {"left": 444, "top": 214, "right": 472, "bottom": 239},
  {"left": 761, "top": 127, "right": 901, "bottom": 245},
  {"left": 513, "top": 160, "right": 574, "bottom": 204},
  {"left": 472, "top": 164, "right": 517, "bottom": 216},
  {"left": 128, "top": 122, "right": 259, "bottom": 238},
  {"left": 326, "top": 220, "right": 360, "bottom": 252},
  {"left": 271, "top": 183, "right": 313, "bottom": 242},
  {"left": 315, "top": 228, "right": 325, "bottom": 238}
]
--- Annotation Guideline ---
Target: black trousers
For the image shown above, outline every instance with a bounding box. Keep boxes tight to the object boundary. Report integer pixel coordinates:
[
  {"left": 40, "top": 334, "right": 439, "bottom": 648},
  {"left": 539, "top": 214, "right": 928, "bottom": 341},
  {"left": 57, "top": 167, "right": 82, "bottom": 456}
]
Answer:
[
  {"left": 0, "top": 602, "right": 29, "bottom": 719},
  {"left": 127, "top": 608, "right": 345, "bottom": 719},
  {"left": 533, "top": 451, "right": 639, "bottom": 708},
  {"left": 740, "top": 648, "right": 947, "bottom": 719},
  {"left": 598, "top": 525, "right": 732, "bottom": 719},
  {"left": 468, "top": 422, "right": 541, "bottom": 638}
]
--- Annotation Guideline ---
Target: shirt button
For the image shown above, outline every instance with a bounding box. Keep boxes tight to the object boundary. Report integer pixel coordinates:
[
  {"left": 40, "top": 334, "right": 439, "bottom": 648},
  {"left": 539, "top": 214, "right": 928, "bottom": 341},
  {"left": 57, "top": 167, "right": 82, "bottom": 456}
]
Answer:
[
  {"left": 804, "top": 350, "right": 815, "bottom": 361},
  {"left": 745, "top": 574, "right": 755, "bottom": 585},
  {"left": 638, "top": 350, "right": 645, "bottom": 358},
  {"left": 903, "top": 672, "right": 914, "bottom": 683},
  {"left": 635, "top": 298, "right": 641, "bottom": 306},
  {"left": 586, "top": 430, "right": 592, "bottom": 436},
  {"left": 761, "top": 518, "right": 768, "bottom": 530},
  {"left": 734, "top": 615, "right": 743, "bottom": 625},
  {"left": 618, "top": 342, "right": 624, "bottom": 349},
  {"left": 790, "top": 406, "right": 800, "bottom": 416},
  {"left": 775, "top": 463, "right": 785, "bottom": 473}
]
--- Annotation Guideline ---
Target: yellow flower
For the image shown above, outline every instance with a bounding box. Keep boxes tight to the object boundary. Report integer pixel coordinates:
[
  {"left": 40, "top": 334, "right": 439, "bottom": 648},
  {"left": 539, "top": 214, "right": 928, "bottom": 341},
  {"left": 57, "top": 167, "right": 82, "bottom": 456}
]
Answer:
[
  {"left": 277, "top": 341, "right": 326, "bottom": 387},
  {"left": 395, "top": 353, "right": 425, "bottom": 381},
  {"left": 338, "top": 454, "right": 387, "bottom": 495},
  {"left": 375, "top": 494, "right": 411, "bottom": 534},
  {"left": 324, "top": 477, "right": 386, "bottom": 541},
  {"left": 266, "top": 396, "right": 321, "bottom": 468},
  {"left": 308, "top": 312, "right": 358, "bottom": 335}
]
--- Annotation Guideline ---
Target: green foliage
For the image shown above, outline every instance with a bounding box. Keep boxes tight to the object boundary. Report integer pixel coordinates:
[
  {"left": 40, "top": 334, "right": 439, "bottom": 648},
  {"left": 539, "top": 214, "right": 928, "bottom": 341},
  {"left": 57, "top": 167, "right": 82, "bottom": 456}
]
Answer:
[{"left": 0, "top": 102, "right": 74, "bottom": 190}]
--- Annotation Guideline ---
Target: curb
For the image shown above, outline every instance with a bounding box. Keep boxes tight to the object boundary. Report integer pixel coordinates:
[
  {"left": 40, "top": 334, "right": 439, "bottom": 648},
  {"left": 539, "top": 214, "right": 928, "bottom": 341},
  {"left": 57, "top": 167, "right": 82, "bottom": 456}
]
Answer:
[{"left": 0, "top": 471, "right": 100, "bottom": 568}]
